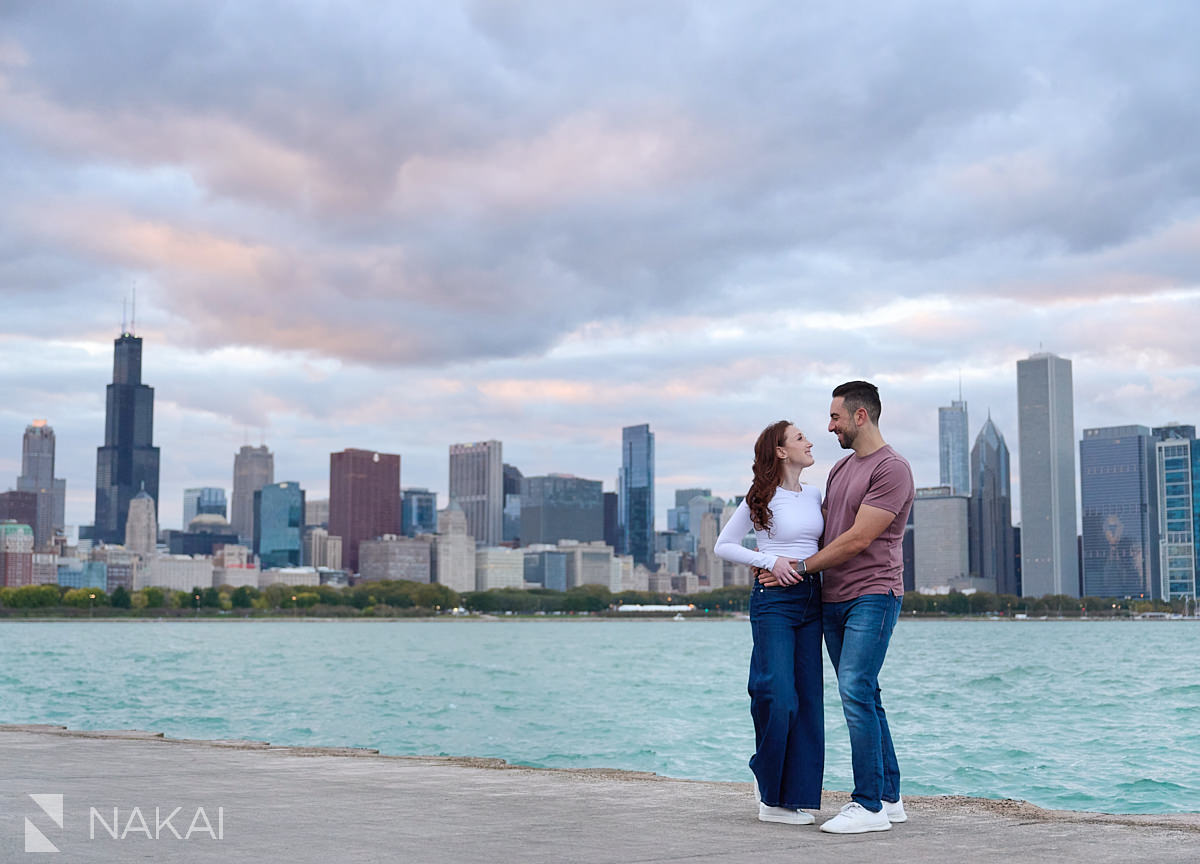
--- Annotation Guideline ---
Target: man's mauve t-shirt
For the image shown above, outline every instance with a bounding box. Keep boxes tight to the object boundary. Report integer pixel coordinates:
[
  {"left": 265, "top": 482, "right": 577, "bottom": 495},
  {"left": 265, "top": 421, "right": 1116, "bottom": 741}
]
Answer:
[{"left": 821, "top": 444, "right": 914, "bottom": 603}]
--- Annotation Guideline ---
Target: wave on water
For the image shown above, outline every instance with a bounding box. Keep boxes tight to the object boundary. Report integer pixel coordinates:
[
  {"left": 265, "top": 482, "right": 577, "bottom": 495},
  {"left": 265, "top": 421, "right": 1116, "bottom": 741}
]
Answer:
[
  {"left": 1115, "top": 778, "right": 1193, "bottom": 794},
  {"left": 965, "top": 673, "right": 1008, "bottom": 687},
  {"left": 1154, "top": 683, "right": 1200, "bottom": 697}
]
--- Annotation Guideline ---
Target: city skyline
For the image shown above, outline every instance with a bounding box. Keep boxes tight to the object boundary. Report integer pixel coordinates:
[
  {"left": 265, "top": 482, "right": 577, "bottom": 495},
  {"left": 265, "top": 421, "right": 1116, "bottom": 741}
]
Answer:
[
  {"left": 2, "top": 3, "right": 1199, "bottom": 532},
  {"left": 3, "top": 334, "right": 1199, "bottom": 539}
]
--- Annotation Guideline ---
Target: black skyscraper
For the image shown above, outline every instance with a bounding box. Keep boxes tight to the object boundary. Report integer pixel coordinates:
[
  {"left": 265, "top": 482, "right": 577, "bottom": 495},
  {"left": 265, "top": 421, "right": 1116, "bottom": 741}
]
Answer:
[
  {"left": 969, "top": 415, "right": 1017, "bottom": 596},
  {"left": 94, "top": 332, "right": 160, "bottom": 543}
]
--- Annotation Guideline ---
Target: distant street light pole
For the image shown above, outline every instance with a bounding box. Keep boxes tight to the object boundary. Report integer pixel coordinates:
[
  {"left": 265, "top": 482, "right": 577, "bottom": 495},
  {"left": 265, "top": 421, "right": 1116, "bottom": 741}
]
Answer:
[
  {"left": 195, "top": 593, "right": 200, "bottom": 617},
  {"left": 89, "top": 592, "right": 96, "bottom": 619}
]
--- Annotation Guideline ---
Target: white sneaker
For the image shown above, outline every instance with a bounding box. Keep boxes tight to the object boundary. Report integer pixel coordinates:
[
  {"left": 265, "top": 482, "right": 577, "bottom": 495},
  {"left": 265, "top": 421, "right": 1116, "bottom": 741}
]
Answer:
[
  {"left": 759, "top": 803, "right": 815, "bottom": 825},
  {"left": 883, "top": 795, "right": 907, "bottom": 823},
  {"left": 819, "top": 801, "right": 892, "bottom": 834}
]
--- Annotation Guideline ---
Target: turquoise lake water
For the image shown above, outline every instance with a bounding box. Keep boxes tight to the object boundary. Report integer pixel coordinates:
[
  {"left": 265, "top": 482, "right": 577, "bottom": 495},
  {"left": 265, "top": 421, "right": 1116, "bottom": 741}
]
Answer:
[{"left": 1, "top": 618, "right": 1197, "bottom": 814}]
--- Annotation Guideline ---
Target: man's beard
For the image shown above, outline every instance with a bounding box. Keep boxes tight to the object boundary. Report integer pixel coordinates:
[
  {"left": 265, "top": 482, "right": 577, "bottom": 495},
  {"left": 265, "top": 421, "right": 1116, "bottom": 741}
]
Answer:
[{"left": 837, "top": 426, "right": 857, "bottom": 450}]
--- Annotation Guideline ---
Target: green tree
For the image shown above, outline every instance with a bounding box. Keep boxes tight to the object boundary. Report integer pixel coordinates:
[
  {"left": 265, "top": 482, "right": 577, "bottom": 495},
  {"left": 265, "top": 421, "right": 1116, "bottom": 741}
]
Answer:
[
  {"left": 564, "top": 584, "right": 610, "bottom": 612},
  {"left": 62, "top": 588, "right": 108, "bottom": 608},
  {"left": 295, "top": 592, "right": 320, "bottom": 609},
  {"left": 142, "top": 586, "right": 166, "bottom": 608},
  {"left": 410, "top": 582, "right": 459, "bottom": 610},
  {"left": 942, "top": 591, "right": 970, "bottom": 615},
  {"left": 110, "top": 585, "right": 132, "bottom": 609},
  {"left": 230, "top": 585, "right": 256, "bottom": 609},
  {"left": 2, "top": 584, "right": 61, "bottom": 609}
]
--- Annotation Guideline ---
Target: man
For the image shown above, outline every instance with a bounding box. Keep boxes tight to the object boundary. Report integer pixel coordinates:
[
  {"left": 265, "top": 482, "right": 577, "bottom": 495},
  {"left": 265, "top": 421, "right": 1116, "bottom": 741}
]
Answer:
[{"left": 757, "top": 380, "right": 914, "bottom": 834}]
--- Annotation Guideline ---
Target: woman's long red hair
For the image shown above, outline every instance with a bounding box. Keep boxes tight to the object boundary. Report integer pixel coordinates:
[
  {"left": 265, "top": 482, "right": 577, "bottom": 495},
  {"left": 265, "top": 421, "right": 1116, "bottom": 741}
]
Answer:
[{"left": 746, "top": 420, "right": 791, "bottom": 533}]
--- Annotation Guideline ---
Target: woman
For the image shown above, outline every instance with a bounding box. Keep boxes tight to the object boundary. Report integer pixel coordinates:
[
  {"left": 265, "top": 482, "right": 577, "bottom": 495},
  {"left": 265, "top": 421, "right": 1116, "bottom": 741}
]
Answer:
[{"left": 714, "top": 420, "right": 824, "bottom": 824}]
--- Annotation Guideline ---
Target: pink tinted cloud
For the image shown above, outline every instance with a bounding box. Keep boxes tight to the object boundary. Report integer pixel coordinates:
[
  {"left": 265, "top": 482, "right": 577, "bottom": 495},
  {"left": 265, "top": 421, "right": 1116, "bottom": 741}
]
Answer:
[
  {"left": 25, "top": 205, "right": 270, "bottom": 276},
  {"left": 1, "top": 85, "right": 374, "bottom": 213},
  {"left": 393, "top": 110, "right": 708, "bottom": 213}
]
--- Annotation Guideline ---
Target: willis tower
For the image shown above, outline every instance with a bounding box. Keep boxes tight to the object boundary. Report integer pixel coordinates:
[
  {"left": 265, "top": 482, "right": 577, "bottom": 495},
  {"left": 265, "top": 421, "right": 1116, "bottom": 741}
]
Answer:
[{"left": 94, "top": 330, "right": 160, "bottom": 543}]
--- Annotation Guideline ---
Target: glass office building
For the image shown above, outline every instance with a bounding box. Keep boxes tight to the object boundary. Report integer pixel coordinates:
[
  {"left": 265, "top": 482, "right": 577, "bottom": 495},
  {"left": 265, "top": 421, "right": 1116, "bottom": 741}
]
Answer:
[
  {"left": 939, "top": 399, "right": 970, "bottom": 496},
  {"left": 970, "top": 416, "right": 1017, "bottom": 596},
  {"left": 1157, "top": 427, "right": 1199, "bottom": 602},
  {"left": 520, "top": 475, "right": 604, "bottom": 545},
  {"left": 620, "top": 424, "right": 655, "bottom": 567},
  {"left": 254, "top": 482, "right": 305, "bottom": 569},
  {"left": 1080, "top": 426, "right": 1159, "bottom": 599},
  {"left": 402, "top": 488, "right": 438, "bottom": 537},
  {"left": 183, "top": 487, "right": 227, "bottom": 526}
]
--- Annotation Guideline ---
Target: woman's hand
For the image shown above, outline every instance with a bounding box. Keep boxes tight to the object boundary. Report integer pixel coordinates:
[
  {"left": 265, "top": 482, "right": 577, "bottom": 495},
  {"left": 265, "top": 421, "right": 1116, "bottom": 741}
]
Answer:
[{"left": 759, "top": 557, "right": 800, "bottom": 587}]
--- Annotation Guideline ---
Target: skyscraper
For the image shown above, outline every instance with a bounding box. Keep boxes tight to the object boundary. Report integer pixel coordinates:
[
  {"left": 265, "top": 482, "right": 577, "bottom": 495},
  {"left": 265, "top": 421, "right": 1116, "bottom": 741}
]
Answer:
[
  {"left": 183, "top": 487, "right": 227, "bottom": 526},
  {"left": 0, "top": 492, "right": 37, "bottom": 531},
  {"left": 254, "top": 481, "right": 305, "bottom": 569},
  {"left": 124, "top": 489, "right": 157, "bottom": 557},
  {"left": 0, "top": 521, "right": 34, "bottom": 587},
  {"left": 1016, "top": 352, "right": 1079, "bottom": 598},
  {"left": 434, "top": 501, "right": 475, "bottom": 593},
  {"left": 94, "top": 332, "right": 160, "bottom": 544},
  {"left": 970, "top": 415, "right": 1017, "bottom": 596},
  {"left": 401, "top": 488, "right": 438, "bottom": 537},
  {"left": 16, "top": 420, "right": 65, "bottom": 549},
  {"left": 602, "top": 491, "right": 619, "bottom": 550},
  {"left": 913, "top": 486, "right": 971, "bottom": 591},
  {"left": 329, "top": 449, "right": 401, "bottom": 573},
  {"left": 1155, "top": 426, "right": 1198, "bottom": 603},
  {"left": 620, "top": 423, "right": 655, "bottom": 567},
  {"left": 448, "top": 440, "right": 503, "bottom": 547},
  {"left": 232, "top": 445, "right": 274, "bottom": 545},
  {"left": 1080, "top": 426, "right": 1160, "bottom": 600},
  {"left": 502, "top": 463, "right": 523, "bottom": 544},
  {"left": 520, "top": 474, "right": 604, "bottom": 545},
  {"left": 938, "top": 398, "right": 970, "bottom": 496},
  {"left": 667, "top": 487, "right": 711, "bottom": 533}
]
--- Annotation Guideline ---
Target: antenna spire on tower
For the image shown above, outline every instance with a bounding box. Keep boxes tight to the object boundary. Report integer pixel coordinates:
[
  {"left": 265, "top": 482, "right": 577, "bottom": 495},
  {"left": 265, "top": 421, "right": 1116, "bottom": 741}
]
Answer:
[
  {"left": 122, "top": 297, "right": 127, "bottom": 334},
  {"left": 131, "top": 286, "right": 137, "bottom": 335}
]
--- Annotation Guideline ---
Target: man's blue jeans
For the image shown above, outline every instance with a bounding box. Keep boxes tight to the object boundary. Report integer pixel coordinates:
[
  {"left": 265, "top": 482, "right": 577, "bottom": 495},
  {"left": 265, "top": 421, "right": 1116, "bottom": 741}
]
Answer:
[
  {"left": 747, "top": 578, "right": 824, "bottom": 810},
  {"left": 822, "top": 592, "right": 901, "bottom": 812}
]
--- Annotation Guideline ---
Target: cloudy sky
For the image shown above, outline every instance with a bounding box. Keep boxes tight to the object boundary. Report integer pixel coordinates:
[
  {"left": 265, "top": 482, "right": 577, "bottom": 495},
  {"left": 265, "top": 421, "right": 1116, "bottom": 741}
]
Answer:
[{"left": 2, "top": 0, "right": 1198, "bottom": 531}]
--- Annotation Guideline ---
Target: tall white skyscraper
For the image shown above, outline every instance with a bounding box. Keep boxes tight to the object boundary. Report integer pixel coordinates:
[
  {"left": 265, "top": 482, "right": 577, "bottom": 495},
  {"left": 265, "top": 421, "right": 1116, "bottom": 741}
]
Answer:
[
  {"left": 449, "top": 440, "right": 503, "bottom": 547},
  {"left": 435, "top": 501, "right": 476, "bottom": 592},
  {"left": 938, "top": 398, "right": 970, "bottom": 496},
  {"left": 1017, "top": 352, "right": 1079, "bottom": 598},
  {"left": 124, "top": 489, "right": 157, "bottom": 557}
]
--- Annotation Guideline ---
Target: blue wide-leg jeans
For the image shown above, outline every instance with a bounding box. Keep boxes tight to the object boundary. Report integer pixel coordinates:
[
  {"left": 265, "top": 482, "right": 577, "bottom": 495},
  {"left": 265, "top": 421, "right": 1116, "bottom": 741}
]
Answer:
[
  {"left": 747, "top": 577, "right": 824, "bottom": 810},
  {"left": 822, "top": 592, "right": 901, "bottom": 812}
]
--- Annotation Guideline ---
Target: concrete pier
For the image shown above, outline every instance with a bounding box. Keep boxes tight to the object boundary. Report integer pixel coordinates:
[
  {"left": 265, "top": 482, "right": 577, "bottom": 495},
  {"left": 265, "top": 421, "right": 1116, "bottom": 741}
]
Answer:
[{"left": 1, "top": 725, "right": 1196, "bottom": 862}]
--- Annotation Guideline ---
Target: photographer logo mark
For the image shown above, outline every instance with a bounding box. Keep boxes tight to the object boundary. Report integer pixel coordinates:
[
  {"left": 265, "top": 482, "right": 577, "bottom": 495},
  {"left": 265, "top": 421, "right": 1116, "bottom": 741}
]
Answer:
[{"left": 25, "top": 794, "right": 63, "bottom": 853}]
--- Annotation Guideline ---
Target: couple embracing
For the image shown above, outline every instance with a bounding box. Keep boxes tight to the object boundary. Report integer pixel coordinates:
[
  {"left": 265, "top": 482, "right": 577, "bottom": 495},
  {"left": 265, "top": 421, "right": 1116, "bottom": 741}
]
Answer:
[{"left": 714, "top": 380, "right": 914, "bottom": 835}]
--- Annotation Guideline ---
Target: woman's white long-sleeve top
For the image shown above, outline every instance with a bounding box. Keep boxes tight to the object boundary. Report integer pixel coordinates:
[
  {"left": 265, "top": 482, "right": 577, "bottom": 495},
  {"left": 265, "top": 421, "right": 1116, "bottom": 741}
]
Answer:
[{"left": 713, "top": 485, "right": 824, "bottom": 570}]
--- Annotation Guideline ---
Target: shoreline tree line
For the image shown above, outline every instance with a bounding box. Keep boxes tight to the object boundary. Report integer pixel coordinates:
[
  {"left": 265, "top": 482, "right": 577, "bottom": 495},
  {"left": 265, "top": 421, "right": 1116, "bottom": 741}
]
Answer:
[{"left": 0, "top": 582, "right": 1187, "bottom": 618}]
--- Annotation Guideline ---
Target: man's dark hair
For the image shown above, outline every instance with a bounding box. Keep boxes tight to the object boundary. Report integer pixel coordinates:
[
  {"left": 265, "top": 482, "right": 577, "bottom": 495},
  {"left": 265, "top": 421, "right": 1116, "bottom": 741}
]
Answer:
[{"left": 832, "top": 380, "right": 881, "bottom": 425}]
